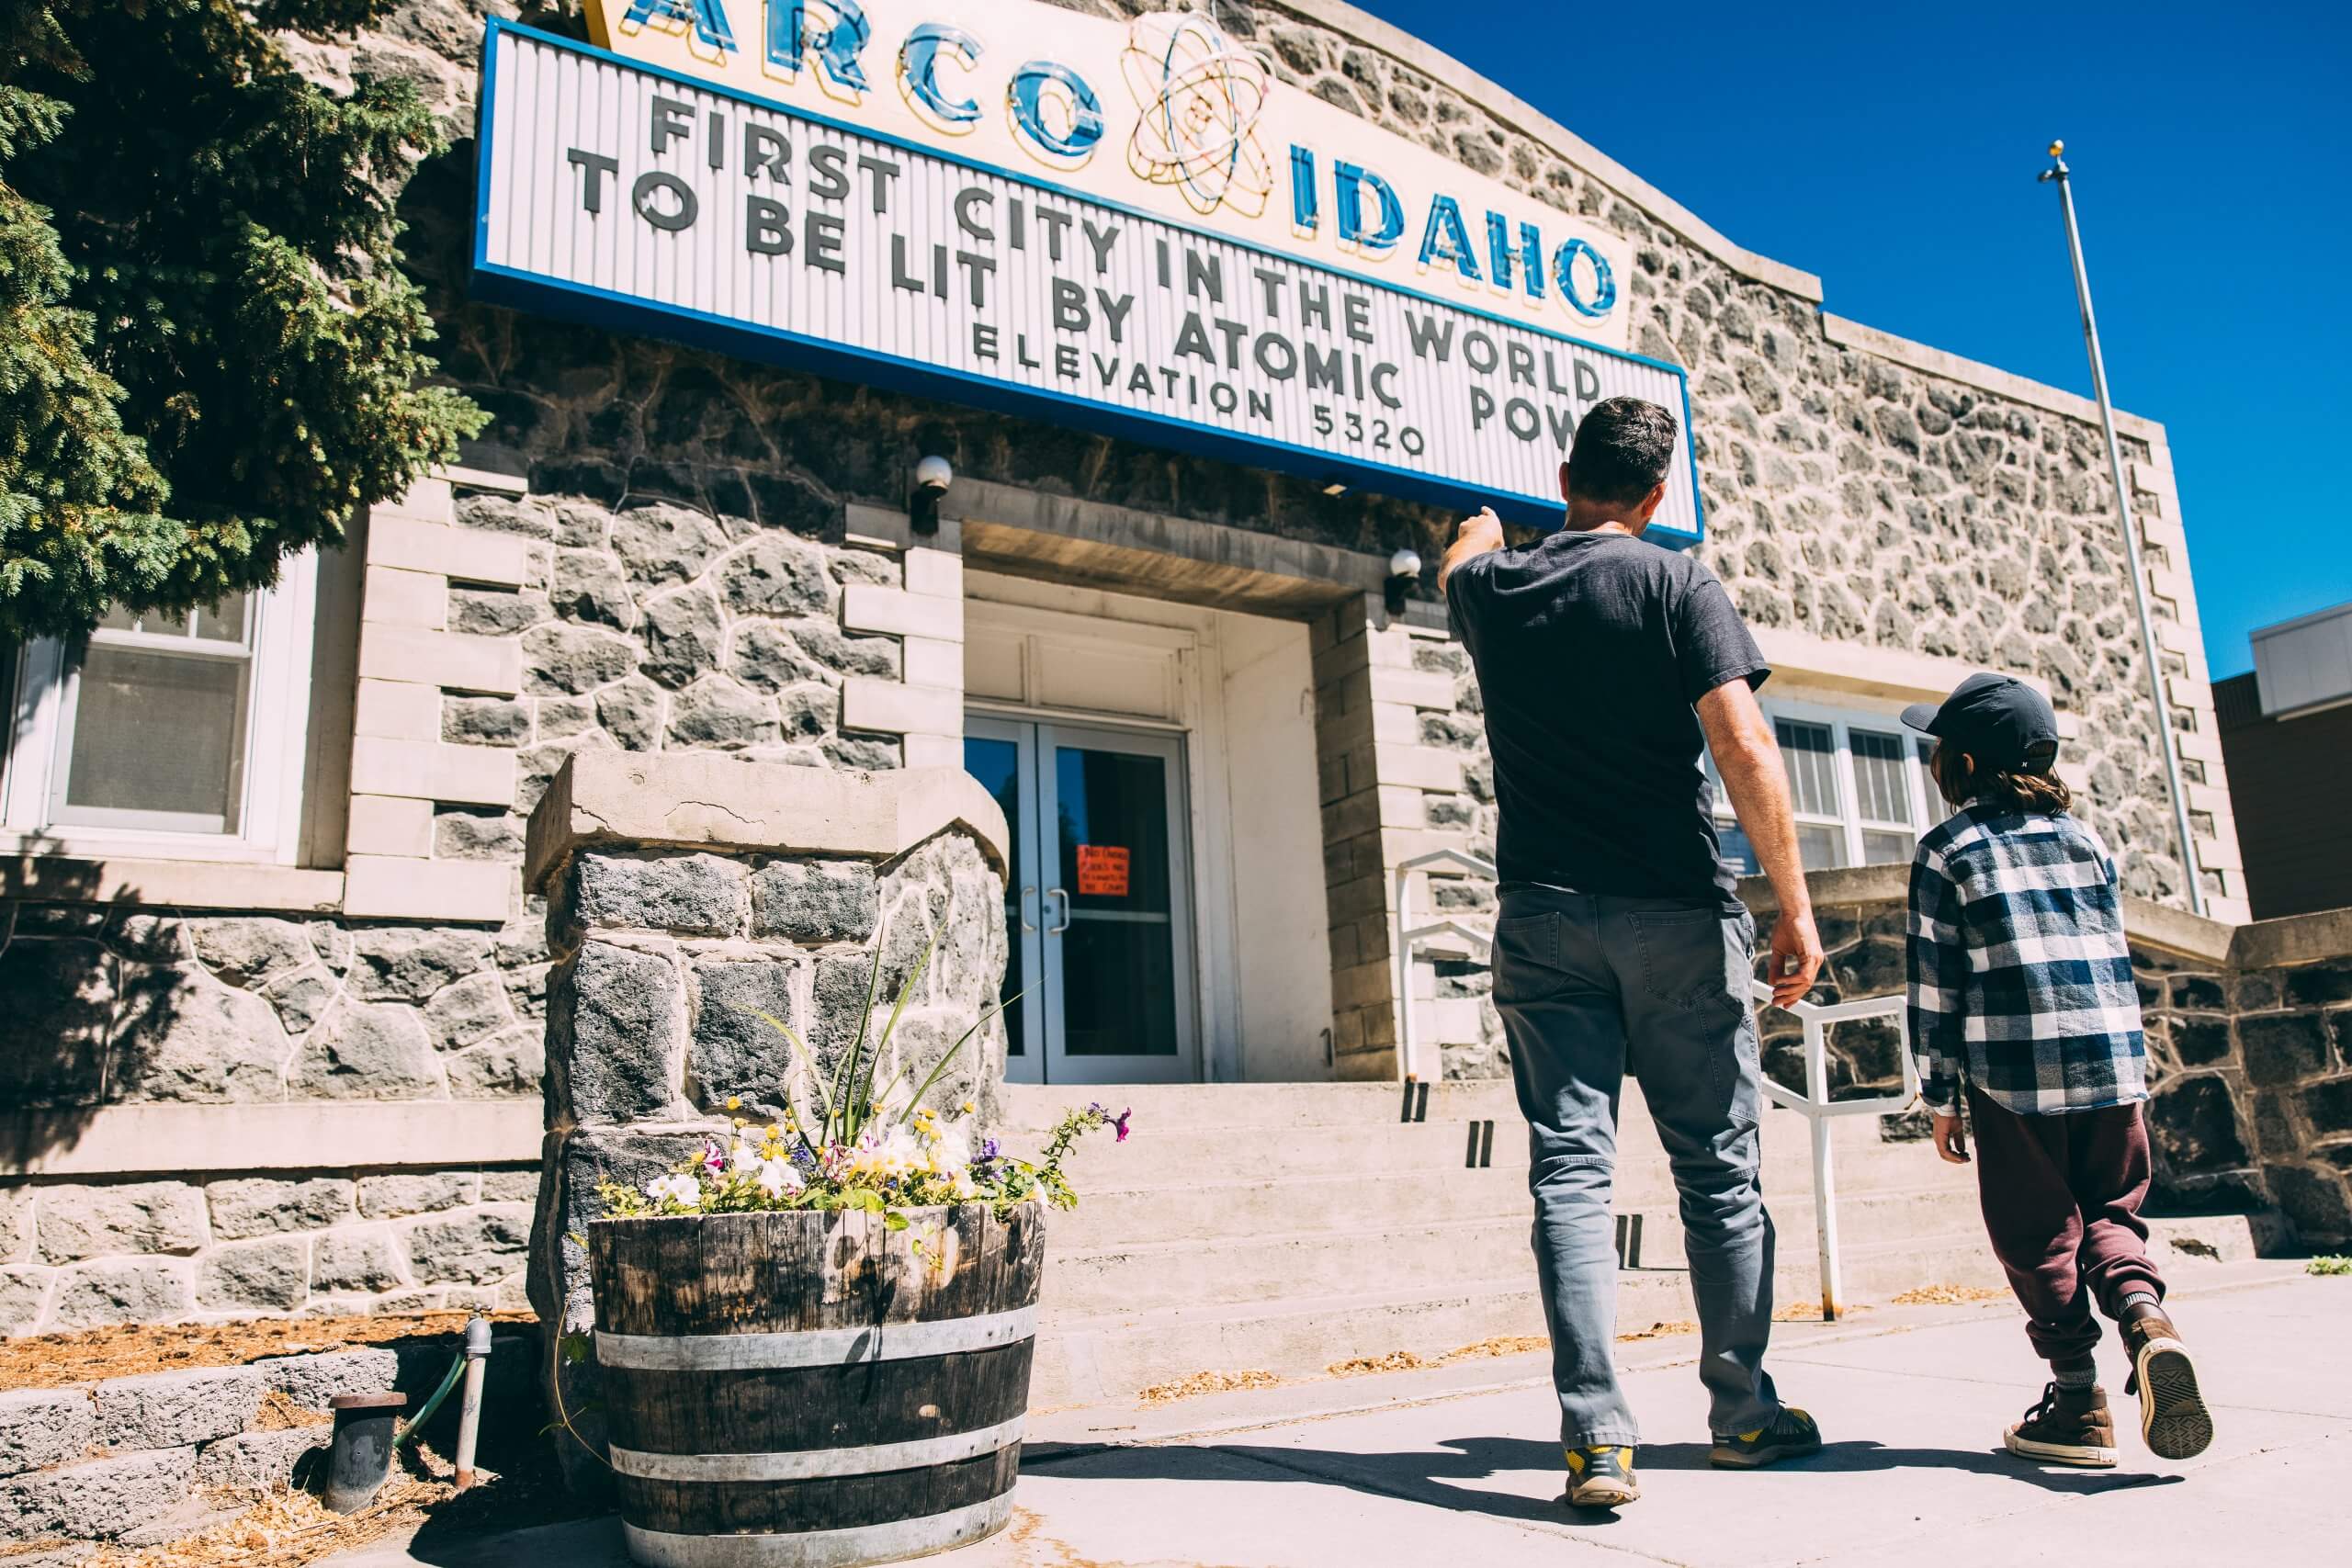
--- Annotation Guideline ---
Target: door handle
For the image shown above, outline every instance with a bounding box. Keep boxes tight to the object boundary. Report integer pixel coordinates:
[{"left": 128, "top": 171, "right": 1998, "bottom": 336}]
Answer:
[
  {"left": 1045, "top": 887, "right": 1071, "bottom": 935},
  {"left": 1019, "top": 885, "right": 1038, "bottom": 933}
]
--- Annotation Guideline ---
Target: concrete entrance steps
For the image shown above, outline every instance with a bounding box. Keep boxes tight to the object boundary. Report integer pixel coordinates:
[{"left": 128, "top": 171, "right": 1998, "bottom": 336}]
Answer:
[{"left": 998, "top": 1081, "right": 2269, "bottom": 1405}]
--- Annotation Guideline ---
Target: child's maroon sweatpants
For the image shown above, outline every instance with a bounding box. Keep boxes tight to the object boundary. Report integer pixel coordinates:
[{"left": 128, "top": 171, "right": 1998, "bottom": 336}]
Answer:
[{"left": 1966, "top": 1086, "right": 2166, "bottom": 1367}]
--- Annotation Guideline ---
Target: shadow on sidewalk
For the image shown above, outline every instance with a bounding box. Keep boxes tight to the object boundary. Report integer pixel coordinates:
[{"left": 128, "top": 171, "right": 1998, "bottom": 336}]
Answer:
[{"left": 1023, "top": 1434, "right": 2179, "bottom": 1529}]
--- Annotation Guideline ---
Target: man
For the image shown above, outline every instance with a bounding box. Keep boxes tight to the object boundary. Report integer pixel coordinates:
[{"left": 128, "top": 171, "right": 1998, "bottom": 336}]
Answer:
[{"left": 1442, "top": 395, "right": 1826, "bottom": 1507}]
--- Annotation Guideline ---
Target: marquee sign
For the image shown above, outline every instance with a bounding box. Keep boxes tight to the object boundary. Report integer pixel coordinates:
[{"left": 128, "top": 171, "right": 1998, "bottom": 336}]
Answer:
[{"left": 472, "top": 9, "right": 1702, "bottom": 539}]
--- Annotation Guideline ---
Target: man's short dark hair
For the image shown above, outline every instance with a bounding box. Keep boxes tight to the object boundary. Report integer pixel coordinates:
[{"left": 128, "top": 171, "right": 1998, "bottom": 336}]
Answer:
[{"left": 1567, "top": 396, "right": 1679, "bottom": 508}]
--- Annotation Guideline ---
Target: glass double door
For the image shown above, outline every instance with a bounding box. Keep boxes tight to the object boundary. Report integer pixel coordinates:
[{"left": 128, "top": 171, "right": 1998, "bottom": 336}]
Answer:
[{"left": 964, "top": 717, "right": 1199, "bottom": 1084}]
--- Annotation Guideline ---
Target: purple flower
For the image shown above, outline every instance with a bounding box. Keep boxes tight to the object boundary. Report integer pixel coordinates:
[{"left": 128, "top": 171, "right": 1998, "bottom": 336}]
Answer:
[
  {"left": 700, "top": 1139, "right": 726, "bottom": 1176},
  {"left": 981, "top": 1138, "right": 1001, "bottom": 1161},
  {"left": 1113, "top": 1108, "right": 1133, "bottom": 1143}
]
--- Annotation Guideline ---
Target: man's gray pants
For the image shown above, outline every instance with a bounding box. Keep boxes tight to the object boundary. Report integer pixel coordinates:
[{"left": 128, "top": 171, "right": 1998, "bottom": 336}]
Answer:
[{"left": 1491, "top": 888, "right": 1781, "bottom": 1449}]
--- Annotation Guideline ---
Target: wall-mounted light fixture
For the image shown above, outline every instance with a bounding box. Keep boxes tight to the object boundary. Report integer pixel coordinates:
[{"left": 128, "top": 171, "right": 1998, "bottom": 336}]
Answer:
[
  {"left": 1385, "top": 546, "right": 1423, "bottom": 616},
  {"left": 910, "top": 454, "right": 954, "bottom": 536},
  {"left": 1320, "top": 479, "right": 1350, "bottom": 497}
]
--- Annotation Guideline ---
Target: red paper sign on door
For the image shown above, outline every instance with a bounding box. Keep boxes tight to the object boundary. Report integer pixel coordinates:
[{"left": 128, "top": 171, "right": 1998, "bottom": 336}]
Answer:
[{"left": 1076, "top": 844, "right": 1131, "bottom": 897}]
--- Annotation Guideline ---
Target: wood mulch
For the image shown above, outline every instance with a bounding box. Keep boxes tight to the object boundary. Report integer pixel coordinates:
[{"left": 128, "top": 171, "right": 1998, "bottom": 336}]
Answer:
[
  {"left": 0, "top": 1312, "right": 537, "bottom": 1393},
  {"left": 1890, "top": 1283, "right": 2012, "bottom": 1305},
  {"left": 82, "top": 1435, "right": 596, "bottom": 1568}
]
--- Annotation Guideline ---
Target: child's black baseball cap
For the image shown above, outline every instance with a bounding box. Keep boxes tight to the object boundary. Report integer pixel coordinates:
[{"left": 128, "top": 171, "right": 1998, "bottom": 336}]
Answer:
[{"left": 1900, "top": 673, "right": 2061, "bottom": 774}]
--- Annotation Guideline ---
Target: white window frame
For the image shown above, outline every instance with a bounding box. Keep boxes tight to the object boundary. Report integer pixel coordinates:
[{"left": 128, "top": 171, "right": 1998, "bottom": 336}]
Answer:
[
  {"left": 1710, "top": 695, "right": 1939, "bottom": 874},
  {"left": 1, "top": 552, "right": 319, "bottom": 864}
]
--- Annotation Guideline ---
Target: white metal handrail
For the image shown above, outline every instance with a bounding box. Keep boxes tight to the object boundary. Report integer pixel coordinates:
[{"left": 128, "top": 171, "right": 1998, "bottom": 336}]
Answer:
[
  {"left": 1391, "top": 848, "right": 1497, "bottom": 1085},
  {"left": 1750, "top": 981, "right": 1919, "bottom": 1321},
  {"left": 1392, "top": 863, "right": 1917, "bottom": 1322}
]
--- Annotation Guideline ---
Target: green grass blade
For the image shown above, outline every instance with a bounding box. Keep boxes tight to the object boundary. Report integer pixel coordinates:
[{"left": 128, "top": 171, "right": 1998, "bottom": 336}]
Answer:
[{"left": 832, "top": 928, "right": 892, "bottom": 1142}]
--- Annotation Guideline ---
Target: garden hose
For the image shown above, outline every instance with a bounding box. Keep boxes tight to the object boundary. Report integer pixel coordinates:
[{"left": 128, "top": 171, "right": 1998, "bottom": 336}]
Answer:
[{"left": 395, "top": 1343, "right": 469, "bottom": 1448}]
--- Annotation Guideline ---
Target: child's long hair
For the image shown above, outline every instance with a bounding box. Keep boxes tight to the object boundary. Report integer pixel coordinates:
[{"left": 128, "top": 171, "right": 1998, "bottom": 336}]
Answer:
[{"left": 1930, "top": 740, "right": 2073, "bottom": 815}]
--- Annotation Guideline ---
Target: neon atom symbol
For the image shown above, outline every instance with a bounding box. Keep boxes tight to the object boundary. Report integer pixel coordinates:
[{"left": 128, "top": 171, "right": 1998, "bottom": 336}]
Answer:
[{"left": 1121, "top": 11, "right": 1275, "bottom": 219}]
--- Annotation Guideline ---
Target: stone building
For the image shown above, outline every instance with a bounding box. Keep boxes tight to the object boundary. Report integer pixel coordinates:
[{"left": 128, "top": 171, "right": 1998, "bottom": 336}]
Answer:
[{"left": 6, "top": 0, "right": 2334, "bottom": 1342}]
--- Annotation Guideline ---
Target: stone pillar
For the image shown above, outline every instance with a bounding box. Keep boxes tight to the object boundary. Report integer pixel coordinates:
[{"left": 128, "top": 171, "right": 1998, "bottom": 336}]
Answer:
[
  {"left": 1309, "top": 596, "right": 1491, "bottom": 1081},
  {"left": 520, "top": 753, "right": 1009, "bottom": 1478}
]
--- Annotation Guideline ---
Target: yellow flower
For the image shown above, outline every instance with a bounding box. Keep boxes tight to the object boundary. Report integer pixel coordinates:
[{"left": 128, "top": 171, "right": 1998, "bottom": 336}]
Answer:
[
  {"left": 733, "top": 1116, "right": 749, "bottom": 1128},
  {"left": 726, "top": 1096, "right": 741, "bottom": 1111},
  {"left": 959, "top": 1100, "right": 976, "bottom": 1116},
  {"left": 765, "top": 1123, "right": 781, "bottom": 1140}
]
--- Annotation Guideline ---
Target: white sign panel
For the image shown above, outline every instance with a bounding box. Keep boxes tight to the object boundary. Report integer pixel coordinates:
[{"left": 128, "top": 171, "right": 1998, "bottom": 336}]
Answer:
[{"left": 474, "top": 20, "right": 1702, "bottom": 539}]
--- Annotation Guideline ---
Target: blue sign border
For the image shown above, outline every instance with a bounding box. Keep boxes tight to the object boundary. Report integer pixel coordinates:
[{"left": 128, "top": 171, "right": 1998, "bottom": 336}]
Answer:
[{"left": 469, "top": 18, "right": 1704, "bottom": 545}]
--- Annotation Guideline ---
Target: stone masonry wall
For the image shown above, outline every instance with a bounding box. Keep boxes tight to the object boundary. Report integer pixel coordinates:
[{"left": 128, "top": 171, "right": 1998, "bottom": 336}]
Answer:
[
  {"left": 0, "top": 896, "right": 548, "bottom": 1336},
  {"left": 313, "top": 0, "right": 2230, "bottom": 915},
  {"left": 2133, "top": 940, "right": 2352, "bottom": 1247},
  {"left": 0, "top": 1165, "right": 537, "bottom": 1338},
  {"left": 300, "top": 1, "right": 2221, "bottom": 885}
]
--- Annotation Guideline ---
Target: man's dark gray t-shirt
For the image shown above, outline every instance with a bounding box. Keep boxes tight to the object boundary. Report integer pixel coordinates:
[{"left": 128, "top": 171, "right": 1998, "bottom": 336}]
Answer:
[{"left": 1447, "top": 530, "right": 1769, "bottom": 907}]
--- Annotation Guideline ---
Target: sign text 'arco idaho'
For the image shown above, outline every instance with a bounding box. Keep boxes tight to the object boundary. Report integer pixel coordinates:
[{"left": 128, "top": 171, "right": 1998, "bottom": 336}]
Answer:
[{"left": 474, "top": 13, "right": 1702, "bottom": 538}]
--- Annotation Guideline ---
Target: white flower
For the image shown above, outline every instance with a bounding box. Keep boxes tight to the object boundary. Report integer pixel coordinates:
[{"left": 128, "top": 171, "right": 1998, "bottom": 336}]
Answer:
[
  {"left": 646, "top": 1174, "right": 702, "bottom": 1210},
  {"left": 929, "top": 1127, "right": 973, "bottom": 1178},
  {"left": 843, "top": 1123, "right": 926, "bottom": 1184},
  {"left": 754, "top": 1156, "right": 805, "bottom": 1200}
]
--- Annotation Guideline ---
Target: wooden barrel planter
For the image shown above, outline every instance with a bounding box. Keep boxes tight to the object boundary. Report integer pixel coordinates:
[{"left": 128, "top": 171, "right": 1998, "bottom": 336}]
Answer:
[{"left": 591, "top": 1203, "right": 1045, "bottom": 1568}]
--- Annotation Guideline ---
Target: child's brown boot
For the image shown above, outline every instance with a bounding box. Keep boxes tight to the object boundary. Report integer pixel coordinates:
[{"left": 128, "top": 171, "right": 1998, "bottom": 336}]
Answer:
[
  {"left": 2005, "top": 1382, "right": 2118, "bottom": 1467},
  {"left": 2120, "top": 1300, "right": 2213, "bottom": 1461}
]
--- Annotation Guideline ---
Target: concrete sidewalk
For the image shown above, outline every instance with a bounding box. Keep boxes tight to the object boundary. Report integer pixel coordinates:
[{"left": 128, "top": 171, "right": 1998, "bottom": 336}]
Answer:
[{"left": 333, "top": 1264, "right": 2341, "bottom": 1568}]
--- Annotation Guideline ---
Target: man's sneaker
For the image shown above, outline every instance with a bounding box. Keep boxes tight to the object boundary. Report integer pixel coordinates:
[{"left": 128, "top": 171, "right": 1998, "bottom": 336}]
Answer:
[
  {"left": 2121, "top": 1306, "right": 2212, "bottom": 1461},
  {"left": 2005, "top": 1382, "right": 2119, "bottom": 1467},
  {"left": 1709, "top": 1406, "right": 1823, "bottom": 1468},
  {"left": 1564, "top": 1445, "right": 1639, "bottom": 1506}
]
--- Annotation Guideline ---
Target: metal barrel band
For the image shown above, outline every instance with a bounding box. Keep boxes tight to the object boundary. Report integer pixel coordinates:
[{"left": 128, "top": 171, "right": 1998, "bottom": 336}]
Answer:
[
  {"left": 595, "top": 1305, "right": 1039, "bottom": 1371},
  {"left": 609, "top": 1416, "right": 1025, "bottom": 1483},
  {"left": 621, "top": 1494, "right": 1013, "bottom": 1568}
]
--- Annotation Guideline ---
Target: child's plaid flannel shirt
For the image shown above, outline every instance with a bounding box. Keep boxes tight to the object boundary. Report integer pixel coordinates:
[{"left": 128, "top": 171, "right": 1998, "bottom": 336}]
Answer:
[{"left": 1905, "top": 803, "right": 2147, "bottom": 1117}]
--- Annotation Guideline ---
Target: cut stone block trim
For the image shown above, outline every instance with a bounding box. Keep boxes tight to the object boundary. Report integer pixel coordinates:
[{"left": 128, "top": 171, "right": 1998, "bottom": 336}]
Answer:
[{"left": 524, "top": 754, "right": 1009, "bottom": 892}]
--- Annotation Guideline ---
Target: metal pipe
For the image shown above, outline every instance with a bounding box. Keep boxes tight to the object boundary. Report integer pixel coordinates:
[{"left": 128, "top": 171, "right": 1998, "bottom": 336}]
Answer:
[
  {"left": 455, "top": 1314, "right": 492, "bottom": 1490},
  {"left": 1802, "top": 1016, "right": 1843, "bottom": 1322},
  {"left": 2039, "top": 141, "right": 2206, "bottom": 916}
]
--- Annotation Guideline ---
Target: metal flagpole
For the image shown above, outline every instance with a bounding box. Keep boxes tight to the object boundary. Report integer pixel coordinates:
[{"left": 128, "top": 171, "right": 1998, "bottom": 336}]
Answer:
[{"left": 2038, "top": 141, "right": 2206, "bottom": 916}]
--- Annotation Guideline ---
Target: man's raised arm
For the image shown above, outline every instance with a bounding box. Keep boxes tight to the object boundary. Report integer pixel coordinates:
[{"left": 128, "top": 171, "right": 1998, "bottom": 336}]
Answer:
[
  {"left": 1696, "top": 679, "right": 1823, "bottom": 1008},
  {"left": 1438, "top": 506, "right": 1505, "bottom": 593}
]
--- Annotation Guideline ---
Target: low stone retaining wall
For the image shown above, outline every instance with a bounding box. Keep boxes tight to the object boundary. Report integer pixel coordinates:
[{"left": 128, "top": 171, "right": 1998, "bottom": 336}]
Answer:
[{"left": 0, "top": 1348, "right": 391, "bottom": 1551}]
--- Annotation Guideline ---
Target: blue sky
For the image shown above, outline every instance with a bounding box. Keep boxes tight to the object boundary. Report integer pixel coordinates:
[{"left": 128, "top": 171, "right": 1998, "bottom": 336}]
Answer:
[{"left": 1352, "top": 0, "right": 2350, "bottom": 677}]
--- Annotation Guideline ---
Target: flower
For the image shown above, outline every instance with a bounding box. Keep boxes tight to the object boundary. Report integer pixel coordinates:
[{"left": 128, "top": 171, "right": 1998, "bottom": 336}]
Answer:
[
  {"left": 646, "top": 1174, "right": 702, "bottom": 1209},
  {"left": 1113, "top": 1108, "right": 1133, "bottom": 1143},
  {"left": 930, "top": 1126, "right": 974, "bottom": 1178},
  {"left": 725, "top": 1096, "right": 741, "bottom": 1111},
  {"left": 700, "top": 1140, "right": 727, "bottom": 1178},
  {"left": 753, "top": 1156, "right": 805, "bottom": 1200}
]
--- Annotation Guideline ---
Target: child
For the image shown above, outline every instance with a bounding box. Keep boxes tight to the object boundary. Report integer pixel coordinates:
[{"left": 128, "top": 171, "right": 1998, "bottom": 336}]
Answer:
[{"left": 1902, "top": 673, "right": 2211, "bottom": 1468}]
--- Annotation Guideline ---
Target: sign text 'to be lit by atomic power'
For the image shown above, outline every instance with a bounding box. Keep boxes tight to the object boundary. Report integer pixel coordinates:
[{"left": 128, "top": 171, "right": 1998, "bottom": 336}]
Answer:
[{"left": 471, "top": 2, "right": 1702, "bottom": 538}]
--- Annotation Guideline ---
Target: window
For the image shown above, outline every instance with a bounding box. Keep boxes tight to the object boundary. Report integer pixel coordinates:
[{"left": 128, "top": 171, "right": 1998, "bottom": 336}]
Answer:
[
  {"left": 1707, "top": 700, "right": 1939, "bottom": 876},
  {"left": 3, "top": 557, "right": 318, "bottom": 861}
]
